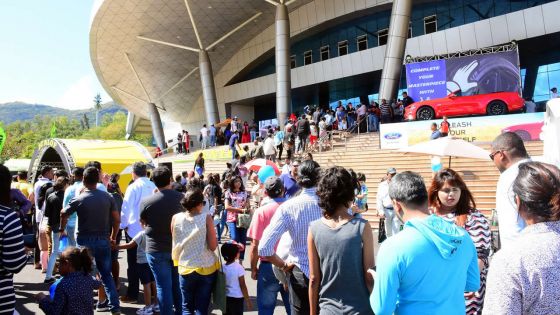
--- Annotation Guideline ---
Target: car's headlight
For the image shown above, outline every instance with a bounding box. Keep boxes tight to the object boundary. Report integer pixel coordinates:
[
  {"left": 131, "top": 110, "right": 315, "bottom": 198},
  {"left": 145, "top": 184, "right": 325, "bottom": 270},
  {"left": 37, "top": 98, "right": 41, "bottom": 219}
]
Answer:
[{"left": 408, "top": 114, "right": 414, "bottom": 120}]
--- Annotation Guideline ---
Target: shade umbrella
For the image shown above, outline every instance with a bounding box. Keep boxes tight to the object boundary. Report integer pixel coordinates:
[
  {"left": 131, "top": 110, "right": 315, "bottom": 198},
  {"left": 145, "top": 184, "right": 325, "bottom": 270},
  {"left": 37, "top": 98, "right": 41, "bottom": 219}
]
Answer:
[
  {"left": 398, "top": 137, "right": 490, "bottom": 167},
  {"left": 215, "top": 118, "right": 232, "bottom": 128},
  {"left": 244, "top": 158, "right": 280, "bottom": 175},
  {"left": 120, "top": 162, "right": 156, "bottom": 175}
]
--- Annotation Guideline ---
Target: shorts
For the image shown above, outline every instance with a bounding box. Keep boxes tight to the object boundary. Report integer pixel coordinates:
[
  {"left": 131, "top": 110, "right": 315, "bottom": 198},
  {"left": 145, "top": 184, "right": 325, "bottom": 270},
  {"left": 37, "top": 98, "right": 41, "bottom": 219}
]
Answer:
[{"left": 137, "top": 263, "right": 155, "bottom": 285}]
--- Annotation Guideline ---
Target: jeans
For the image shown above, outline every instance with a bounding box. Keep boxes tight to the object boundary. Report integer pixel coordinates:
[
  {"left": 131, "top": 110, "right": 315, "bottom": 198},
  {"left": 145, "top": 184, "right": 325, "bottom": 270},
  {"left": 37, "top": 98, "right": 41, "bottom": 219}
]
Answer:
[
  {"left": 216, "top": 206, "right": 227, "bottom": 242},
  {"left": 367, "top": 115, "right": 379, "bottom": 132},
  {"left": 231, "top": 146, "right": 237, "bottom": 160},
  {"left": 277, "top": 143, "right": 283, "bottom": 160},
  {"left": 201, "top": 137, "right": 208, "bottom": 149},
  {"left": 77, "top": 236, "right": 120, "bottom": 312},
  {"left": 66, "top": 224, "right": 76, "bottom": 247},
  {"left": 297, "top": 134, "right": 307, "bottom": 153},
  {"left": 250, "top": 131, "right": 257, "bottom": 142},
  {"left": 179, "top": 271, "right": 216, "bottom": 315},
  {"left": 45, "top": 231, "right": 60, "bottom": 279},
  {"left": 147, "top": 252, "right": 182, "bottom": 315},
  {"left": 347, "top": 115, "right": 355, "bottom": 128},
  {"left": 226, "top": 222, "right": 247, "bottom": 260},
  {"left": 125, "top": 232, "right": 139, "bottom": 299},
  {"left": 288, "top": 266, "right": 309, "bottom": 315},
  {"left": 210, "top": 135, "right": 216, "bottom": 146},
  {"left": 257, "top": 262, "right": 291, "bottom": 315},
  {"left": 383, "top": 208, "right": 402, "bottom": 237}
]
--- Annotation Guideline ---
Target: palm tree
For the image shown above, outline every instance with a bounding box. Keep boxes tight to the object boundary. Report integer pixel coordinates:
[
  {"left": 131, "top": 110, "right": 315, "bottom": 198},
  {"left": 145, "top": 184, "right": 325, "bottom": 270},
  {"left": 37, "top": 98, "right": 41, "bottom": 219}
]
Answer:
[{"left": 93, "top": 93, "right": 102, "bottom": 127}]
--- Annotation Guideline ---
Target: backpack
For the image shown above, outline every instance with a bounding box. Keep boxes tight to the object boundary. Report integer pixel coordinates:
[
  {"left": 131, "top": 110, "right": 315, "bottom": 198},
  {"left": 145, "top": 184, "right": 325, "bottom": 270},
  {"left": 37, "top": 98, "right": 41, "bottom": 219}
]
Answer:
[{"left": 37, "top": 182, "right": 53, "bottom": 210}]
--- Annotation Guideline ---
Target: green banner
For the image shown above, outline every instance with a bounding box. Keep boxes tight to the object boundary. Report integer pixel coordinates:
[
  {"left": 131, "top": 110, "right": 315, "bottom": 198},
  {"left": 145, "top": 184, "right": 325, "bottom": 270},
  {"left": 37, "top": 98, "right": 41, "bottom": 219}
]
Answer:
[
  {"left": 0, "top": 127, "right": 6, "bottom": 154},
  {"left": 50, "top": 122, "right": 57, "bottom": 138}
]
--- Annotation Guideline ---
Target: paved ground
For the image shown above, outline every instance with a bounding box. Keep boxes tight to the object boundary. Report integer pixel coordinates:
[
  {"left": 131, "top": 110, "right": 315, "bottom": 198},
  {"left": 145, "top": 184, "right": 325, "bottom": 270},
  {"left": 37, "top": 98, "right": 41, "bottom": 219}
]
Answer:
[{"left": 14, "top": 251, "right": 289, "bottom": 315}]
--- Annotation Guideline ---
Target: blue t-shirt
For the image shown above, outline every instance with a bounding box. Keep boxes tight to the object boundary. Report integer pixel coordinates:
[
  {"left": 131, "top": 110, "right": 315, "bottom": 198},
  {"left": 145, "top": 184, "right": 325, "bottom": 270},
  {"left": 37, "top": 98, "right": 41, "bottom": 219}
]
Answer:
[
  {"left": 279, "top": 173, "right": 300, "bottom": 199},
  {"left": 229, "top": 134, "right": 239, "bottom": 148}
]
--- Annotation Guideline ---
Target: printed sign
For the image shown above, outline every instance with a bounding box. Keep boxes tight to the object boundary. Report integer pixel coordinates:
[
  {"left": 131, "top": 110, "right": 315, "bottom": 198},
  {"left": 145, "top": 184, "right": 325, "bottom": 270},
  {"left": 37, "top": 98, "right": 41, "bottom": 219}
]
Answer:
[
  {"left": 405, "top": 51, "right": 520, "bottom": 102},
  {"left": 380, "top": 112, "right": 544, "bottom": 149}
]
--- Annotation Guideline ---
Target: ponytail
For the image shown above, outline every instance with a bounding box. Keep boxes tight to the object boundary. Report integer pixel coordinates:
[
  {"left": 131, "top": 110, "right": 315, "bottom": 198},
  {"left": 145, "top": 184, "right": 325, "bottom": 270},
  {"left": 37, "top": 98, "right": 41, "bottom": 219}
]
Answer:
[{"left": 62, "top": 247, "right": 93, "bottom": 275}]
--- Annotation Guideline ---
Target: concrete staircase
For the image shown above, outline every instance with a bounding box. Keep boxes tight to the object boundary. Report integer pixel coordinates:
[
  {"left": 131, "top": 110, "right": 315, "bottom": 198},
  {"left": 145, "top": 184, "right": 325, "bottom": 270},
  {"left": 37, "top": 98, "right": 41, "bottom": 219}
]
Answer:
[{"left": 160, "top": 132, "right": 544, "bottom": 227}]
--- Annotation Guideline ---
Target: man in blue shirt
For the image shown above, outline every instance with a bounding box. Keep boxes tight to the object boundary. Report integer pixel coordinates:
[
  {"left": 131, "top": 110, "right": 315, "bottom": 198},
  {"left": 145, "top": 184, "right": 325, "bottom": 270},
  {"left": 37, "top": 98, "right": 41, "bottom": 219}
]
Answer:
[
  {"left": 430, "top": 122, "right": 442, "bottom": 140},
  {"left": 229, "top": 130, "right": 241, "bottom": 160},
  {"left": 279, "top": 159, "right": 300, "bottom": 199},
  {"left": 371, "top": 171, "right": 480, "bottom": 315}
]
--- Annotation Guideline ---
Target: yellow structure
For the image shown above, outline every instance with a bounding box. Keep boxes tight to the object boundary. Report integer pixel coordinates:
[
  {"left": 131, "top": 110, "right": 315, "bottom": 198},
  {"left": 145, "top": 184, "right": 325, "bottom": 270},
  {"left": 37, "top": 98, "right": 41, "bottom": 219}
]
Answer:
[{"left": 29, "top": 139, "right": 152, "bottom": 189}]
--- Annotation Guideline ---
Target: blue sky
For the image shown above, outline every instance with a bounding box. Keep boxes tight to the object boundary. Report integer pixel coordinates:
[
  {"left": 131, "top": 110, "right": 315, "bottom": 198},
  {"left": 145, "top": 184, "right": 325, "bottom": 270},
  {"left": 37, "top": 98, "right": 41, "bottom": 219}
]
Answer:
[{"left": 0, "top": 0, "right": 111, "bottom": 109}]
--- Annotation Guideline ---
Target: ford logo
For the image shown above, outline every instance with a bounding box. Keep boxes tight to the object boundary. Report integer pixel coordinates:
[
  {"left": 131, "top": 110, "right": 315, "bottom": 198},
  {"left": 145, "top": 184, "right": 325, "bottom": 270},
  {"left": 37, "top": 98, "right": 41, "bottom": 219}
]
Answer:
[{"left": 384, "top": 133, "right": 402, "bottom": 140}]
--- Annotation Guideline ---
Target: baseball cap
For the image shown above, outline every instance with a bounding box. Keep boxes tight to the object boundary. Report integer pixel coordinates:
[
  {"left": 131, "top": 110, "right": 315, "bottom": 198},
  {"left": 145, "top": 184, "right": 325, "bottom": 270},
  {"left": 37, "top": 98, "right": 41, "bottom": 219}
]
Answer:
[
  {"left": 387, "top": 167, "right": 397, "bottom": 174},
  {"left": 264, "top": 176, "right": 283, "bottom": 196}
]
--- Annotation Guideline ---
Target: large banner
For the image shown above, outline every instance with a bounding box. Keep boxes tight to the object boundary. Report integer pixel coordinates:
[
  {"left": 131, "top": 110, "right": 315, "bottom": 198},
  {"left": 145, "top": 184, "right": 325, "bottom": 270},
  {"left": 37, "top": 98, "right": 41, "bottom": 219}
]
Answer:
[
  {"left": 380, "top": 112, "right": 544, "bottom": 149},
  {"left": 405, "top": 51, "right": 521, "bottom": 102}
]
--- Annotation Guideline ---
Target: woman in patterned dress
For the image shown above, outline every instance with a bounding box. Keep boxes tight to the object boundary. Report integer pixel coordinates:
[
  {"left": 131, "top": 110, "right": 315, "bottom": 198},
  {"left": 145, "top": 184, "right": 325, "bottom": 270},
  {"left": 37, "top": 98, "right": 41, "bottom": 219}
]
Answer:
[
  {"left": 428, "top": 168, "right": 491, "bottom": 315},
  {"left": 224, "top": 175, "right": 250, "bottom": 265}
]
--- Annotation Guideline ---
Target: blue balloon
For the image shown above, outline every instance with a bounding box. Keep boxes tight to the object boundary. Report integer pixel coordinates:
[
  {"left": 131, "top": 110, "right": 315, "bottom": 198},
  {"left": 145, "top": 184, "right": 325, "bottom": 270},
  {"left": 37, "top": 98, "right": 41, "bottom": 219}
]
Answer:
[
  {"left": 431, "top": 163, "right": 443, "bottom": 172},
  {"left": 258, "top": 165, "right": 276, "bottom": 183}
]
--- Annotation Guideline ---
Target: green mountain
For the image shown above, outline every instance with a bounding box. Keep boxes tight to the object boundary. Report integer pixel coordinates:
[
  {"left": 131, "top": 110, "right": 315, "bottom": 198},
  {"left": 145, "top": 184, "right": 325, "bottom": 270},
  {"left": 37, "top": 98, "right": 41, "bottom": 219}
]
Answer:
[{"left": 0, "top": 101, "right": 126, "bottom": 125}]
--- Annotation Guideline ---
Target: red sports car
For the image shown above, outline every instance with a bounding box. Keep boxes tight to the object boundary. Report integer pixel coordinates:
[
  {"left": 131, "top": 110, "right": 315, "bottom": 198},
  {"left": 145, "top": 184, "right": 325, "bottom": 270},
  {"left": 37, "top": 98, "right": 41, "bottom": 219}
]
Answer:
[{"left": 404, "top": 91, "right": 525, "bottom": 120}]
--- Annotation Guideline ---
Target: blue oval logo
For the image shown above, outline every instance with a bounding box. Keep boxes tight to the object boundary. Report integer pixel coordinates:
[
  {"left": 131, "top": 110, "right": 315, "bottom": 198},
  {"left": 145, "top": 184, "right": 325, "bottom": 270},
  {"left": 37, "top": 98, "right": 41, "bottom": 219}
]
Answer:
[{"left": 384, "top": 132, "right": 402, "bottom": 140}]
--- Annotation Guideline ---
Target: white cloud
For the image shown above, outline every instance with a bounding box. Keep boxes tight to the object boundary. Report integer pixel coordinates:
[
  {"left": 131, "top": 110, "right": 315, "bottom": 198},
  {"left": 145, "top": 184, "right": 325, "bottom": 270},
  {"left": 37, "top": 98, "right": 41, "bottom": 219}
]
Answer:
[{"left": 54, "top": 75, "right": 111, "bottom": 110}]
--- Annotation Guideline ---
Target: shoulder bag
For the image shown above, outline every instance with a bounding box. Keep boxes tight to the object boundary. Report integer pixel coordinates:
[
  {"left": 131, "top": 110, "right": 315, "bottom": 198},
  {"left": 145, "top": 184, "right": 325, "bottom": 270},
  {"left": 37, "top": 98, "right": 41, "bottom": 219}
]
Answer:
[{"left": 212, "top": 245, "right": 227, "bottom": 313}]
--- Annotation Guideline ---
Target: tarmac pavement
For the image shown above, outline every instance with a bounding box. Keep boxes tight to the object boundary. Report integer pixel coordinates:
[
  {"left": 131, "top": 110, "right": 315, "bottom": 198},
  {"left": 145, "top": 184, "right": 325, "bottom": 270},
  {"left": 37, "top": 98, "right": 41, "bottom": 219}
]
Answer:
[{"left": 14, "top": 250, "right": 289, "bottom": 315}]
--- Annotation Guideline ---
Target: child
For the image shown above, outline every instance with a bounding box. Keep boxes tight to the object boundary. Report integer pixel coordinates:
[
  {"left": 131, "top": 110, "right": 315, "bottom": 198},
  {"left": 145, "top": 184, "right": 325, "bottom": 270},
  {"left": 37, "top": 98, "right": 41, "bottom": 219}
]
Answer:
[
  {"left": 117, "top": 229, "right": 158, "bottom": 315},
  {"left": 221, "top": 242, "right": 252, "bottom": 315},
  {"left": 35, "top": 247, "right": 100, "bottom": 314}
]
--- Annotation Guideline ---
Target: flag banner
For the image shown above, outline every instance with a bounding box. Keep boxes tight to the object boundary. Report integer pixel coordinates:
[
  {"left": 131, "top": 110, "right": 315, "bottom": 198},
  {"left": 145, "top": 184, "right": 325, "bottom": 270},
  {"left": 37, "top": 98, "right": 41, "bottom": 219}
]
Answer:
[{"left": 0, "top": 127, "right": 6, "bottom": 154}]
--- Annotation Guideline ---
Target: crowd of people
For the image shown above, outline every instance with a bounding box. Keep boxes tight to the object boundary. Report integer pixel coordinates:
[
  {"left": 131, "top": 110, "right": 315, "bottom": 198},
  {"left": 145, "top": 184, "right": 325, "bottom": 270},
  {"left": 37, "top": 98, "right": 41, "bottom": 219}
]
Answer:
[{"left": 1, "top": 130, "right": 559, "bottom": 315}]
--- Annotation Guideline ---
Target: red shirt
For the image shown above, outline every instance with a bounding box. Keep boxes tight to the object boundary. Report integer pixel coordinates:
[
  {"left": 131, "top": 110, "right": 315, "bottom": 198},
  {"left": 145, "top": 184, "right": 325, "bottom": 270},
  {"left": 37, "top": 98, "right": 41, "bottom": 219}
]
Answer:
[{"left": 440, "top": 121, "right": 450, "bottom": 133}]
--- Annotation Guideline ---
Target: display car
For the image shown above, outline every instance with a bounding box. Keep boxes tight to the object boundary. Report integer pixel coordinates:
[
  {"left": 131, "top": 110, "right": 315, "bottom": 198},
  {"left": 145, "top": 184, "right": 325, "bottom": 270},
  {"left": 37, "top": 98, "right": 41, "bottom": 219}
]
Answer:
[
  {"left": 404, "top": 91, "right": 525, "bottom": 120},
  {"left": 501, "top": 121, "right": 544, "bottom": 141}
]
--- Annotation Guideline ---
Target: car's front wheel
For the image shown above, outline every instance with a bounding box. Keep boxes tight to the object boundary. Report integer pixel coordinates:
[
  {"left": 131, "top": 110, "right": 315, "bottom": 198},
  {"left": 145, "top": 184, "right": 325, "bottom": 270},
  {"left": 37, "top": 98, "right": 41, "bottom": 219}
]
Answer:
[
  {"left": 487, "top": 100, "right": 507, "bottom": 115},
  {"left": 416, "top": 106, "right": 435, "bottom": 120}
]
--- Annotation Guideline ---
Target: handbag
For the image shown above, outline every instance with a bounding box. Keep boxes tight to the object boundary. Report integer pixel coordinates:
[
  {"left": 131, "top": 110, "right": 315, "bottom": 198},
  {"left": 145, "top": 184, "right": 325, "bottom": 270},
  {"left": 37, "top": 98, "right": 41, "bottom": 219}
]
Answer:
[
  {"left": 378, "top": 217, "right": 387, "bottom": 244},
  {"left": 212, "top": 246, "right": 227, "bottom": 313},
  {"left": 236, "top": 211, "right": 252, "bottom": 229}
]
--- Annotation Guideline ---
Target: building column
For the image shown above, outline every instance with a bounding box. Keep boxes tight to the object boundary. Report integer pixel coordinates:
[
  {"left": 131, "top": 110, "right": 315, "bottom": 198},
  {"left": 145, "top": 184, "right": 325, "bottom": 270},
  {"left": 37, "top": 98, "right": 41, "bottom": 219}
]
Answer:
[
  {"left": 275, "top": 3, "right": 291, "bottom": 127},
  {"left": 522, "top": 63, "right": 539, "bottom": 100},
  {"left": 199, "top": 50, "right": 220, "bottom": 126},
  {"left": 378, "top": 0, "right": 413, "bottom": 101},
  {"left": 148, "top": 103, "right": 165, "bottom": 149},
  {"left": 125, "top": 111, "right": 135, "bottom": 139}
]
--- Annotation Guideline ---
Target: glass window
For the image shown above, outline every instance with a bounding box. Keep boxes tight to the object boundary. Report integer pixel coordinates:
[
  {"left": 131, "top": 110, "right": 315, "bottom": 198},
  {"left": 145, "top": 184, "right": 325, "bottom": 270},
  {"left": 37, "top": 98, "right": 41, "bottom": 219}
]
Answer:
[
  {"left": 290, "top": 55, "right": 296, "bottom": 69},
  {"left": 304, "top": 50, "right": 313, "bottom": 65},
  {"left": 338, "top": 40, "right": 348, "bottom": 56},
  {"left": 357, "top": 35, "right": 368, "bottom": 51},
  {"left": 378, "top": 28, "right": 388, "bottom": 46},
  {"left": 424, "top": 15, "right": 437, "bottom": 34},
  {"left": 320, "top": 46, "right": 330, "bottom": 61}
]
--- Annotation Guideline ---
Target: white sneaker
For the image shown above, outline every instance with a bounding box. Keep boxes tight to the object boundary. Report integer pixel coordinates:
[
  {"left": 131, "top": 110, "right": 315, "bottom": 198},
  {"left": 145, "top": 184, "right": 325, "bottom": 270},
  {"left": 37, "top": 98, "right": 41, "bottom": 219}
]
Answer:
[
  {"left": 136, "top": 306, "right": 153, "bottom": 315},
  {"left": 152, "top": 303, "right": 160, "bottom": 313}
]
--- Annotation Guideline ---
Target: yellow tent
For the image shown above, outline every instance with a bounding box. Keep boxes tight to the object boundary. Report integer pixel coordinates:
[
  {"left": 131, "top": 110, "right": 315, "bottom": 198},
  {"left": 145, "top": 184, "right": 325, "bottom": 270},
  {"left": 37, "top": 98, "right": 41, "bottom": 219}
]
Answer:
[{"left": 29, "top": 139, "right": 152, "bottom": 190}]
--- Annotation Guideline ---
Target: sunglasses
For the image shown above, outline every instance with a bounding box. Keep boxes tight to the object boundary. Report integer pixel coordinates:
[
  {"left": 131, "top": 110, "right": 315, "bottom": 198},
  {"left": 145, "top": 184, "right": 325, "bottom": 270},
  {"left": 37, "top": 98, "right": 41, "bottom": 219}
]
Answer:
[{"left": 489, "top": 151, "right": 501, "bottom": 161}]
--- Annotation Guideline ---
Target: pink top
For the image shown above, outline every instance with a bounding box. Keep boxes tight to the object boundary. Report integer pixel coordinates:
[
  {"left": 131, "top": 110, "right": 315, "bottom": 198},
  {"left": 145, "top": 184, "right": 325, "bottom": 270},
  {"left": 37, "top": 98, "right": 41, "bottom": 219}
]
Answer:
[{"left": 247, "top": 199, "right": 284, "bottom": 261}]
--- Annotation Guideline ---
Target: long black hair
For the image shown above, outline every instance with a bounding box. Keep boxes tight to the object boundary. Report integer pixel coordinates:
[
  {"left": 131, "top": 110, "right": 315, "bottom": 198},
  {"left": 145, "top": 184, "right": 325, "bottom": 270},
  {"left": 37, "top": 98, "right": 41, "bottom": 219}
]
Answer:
[{"left": 0, "top": 165, "right": 11, "bottom": 206}]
